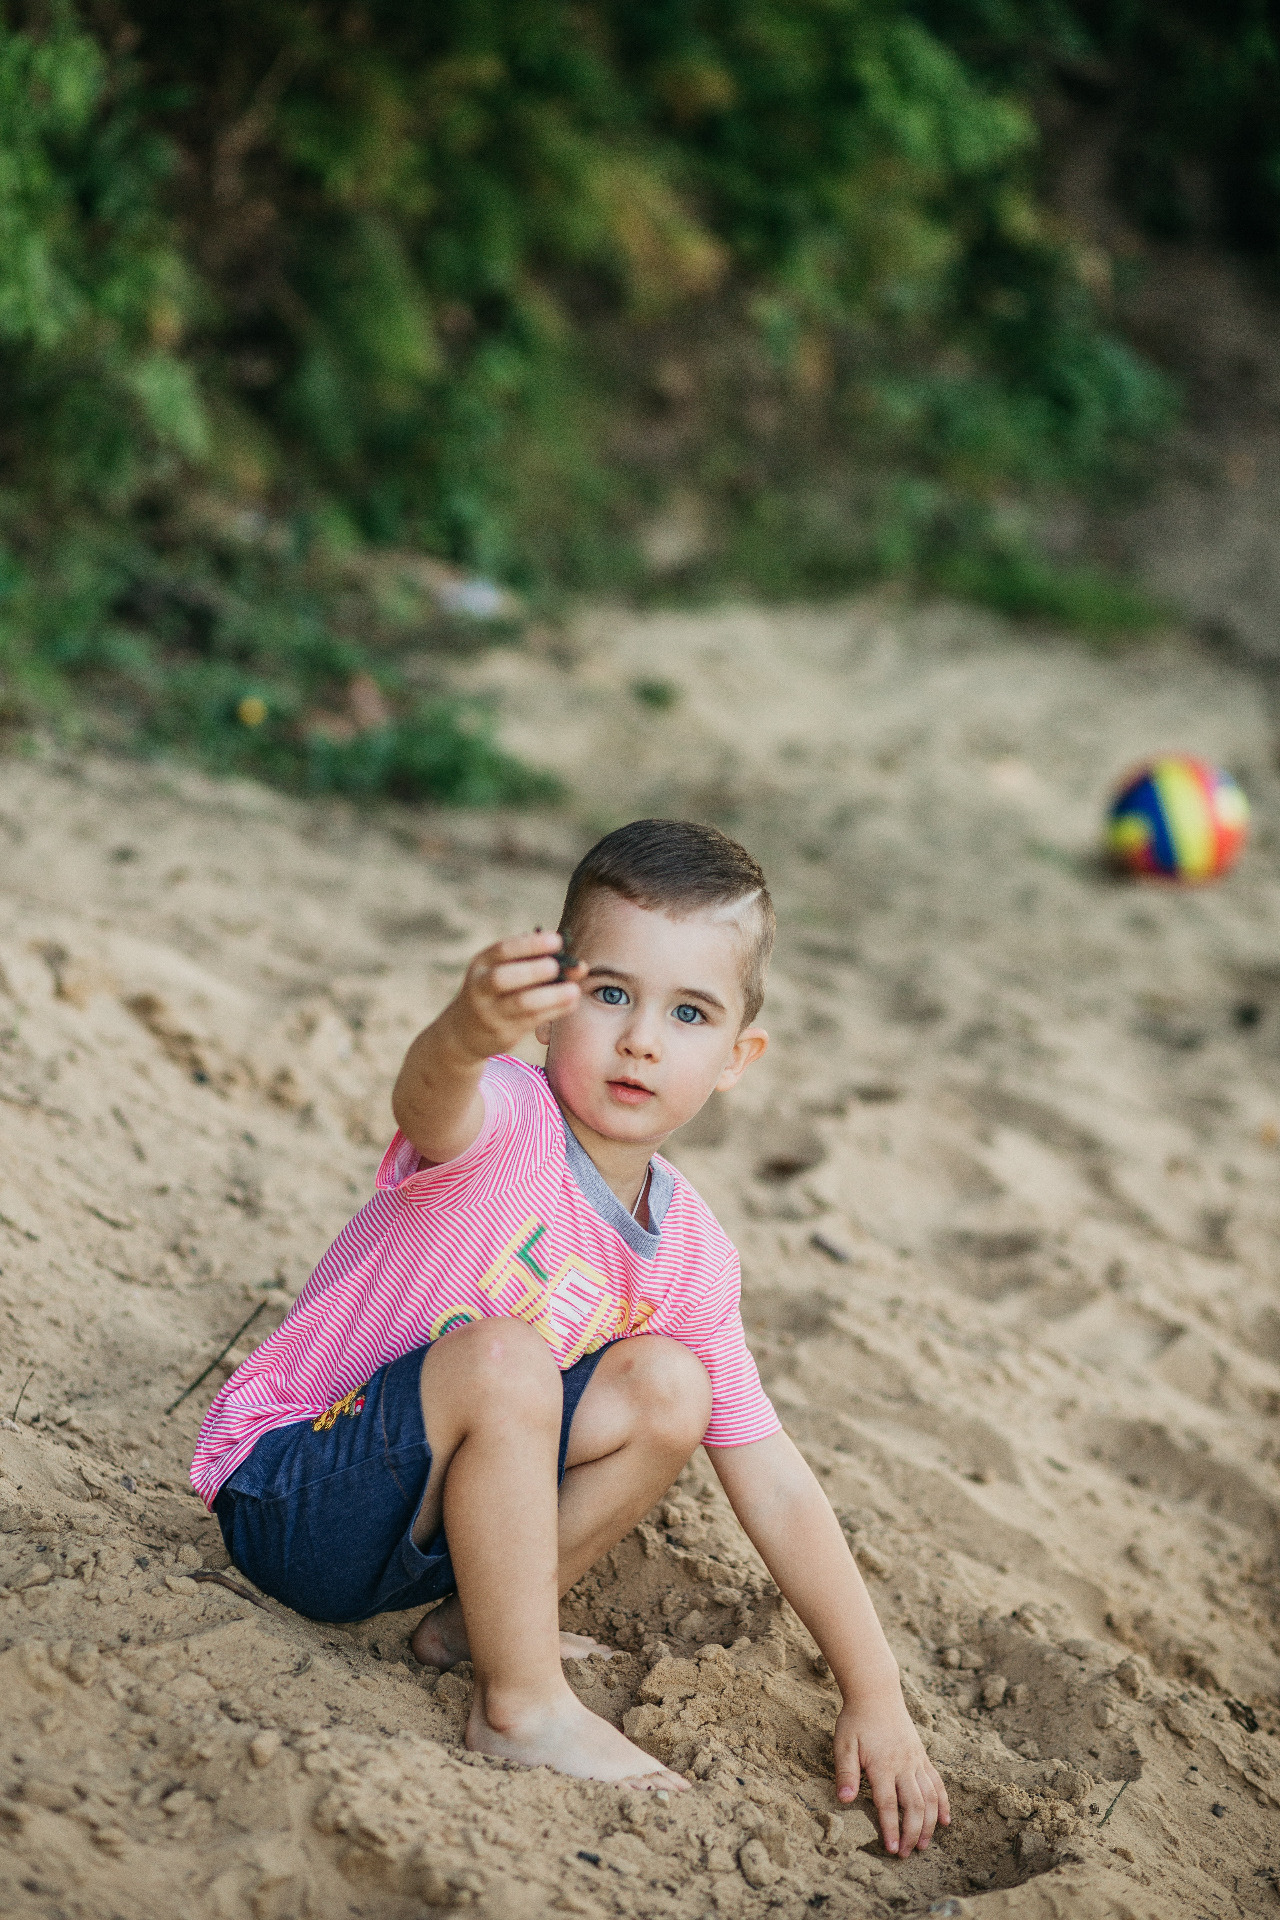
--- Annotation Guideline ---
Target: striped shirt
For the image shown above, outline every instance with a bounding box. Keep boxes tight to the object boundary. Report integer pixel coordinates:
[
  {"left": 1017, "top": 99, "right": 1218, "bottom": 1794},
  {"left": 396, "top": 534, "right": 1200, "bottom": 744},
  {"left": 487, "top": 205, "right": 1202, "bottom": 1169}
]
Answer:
[{"left": 190, "top": 1055, "right": 778, "bottom": 1506}]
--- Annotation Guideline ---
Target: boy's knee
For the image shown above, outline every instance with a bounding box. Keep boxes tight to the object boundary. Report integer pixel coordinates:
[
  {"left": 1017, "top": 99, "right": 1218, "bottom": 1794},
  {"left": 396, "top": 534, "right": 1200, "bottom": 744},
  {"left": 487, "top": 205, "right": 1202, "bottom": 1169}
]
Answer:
[
  {"left": 624, "top": 1337, "right": 712, "bottom": 1450},
  {"left": 425, "top": 1316, "right": 560, "bottom": 1421}
]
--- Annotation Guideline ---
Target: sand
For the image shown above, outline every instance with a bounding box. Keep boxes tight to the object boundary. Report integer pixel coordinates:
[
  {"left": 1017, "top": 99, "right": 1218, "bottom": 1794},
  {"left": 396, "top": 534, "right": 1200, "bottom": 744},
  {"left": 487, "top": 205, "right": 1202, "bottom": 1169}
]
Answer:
[{"left": 1, "top": 596, "right": 1278, "bottom": 1920}]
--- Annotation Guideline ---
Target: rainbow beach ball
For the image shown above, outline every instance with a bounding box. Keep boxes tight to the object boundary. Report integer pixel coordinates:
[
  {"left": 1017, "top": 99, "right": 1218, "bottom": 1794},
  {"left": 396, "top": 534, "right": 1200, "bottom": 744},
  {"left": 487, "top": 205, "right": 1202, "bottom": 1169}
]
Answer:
[{"left": 1107, "top": 757, "right": 1249, "bottom": 881}]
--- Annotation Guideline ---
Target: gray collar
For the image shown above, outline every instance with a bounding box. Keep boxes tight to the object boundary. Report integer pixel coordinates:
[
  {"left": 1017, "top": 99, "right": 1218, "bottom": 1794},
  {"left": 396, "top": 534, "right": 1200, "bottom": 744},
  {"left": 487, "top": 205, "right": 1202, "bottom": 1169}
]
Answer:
[{"left": 561, "top": 1117, "right": 672, "bottom": 1260}]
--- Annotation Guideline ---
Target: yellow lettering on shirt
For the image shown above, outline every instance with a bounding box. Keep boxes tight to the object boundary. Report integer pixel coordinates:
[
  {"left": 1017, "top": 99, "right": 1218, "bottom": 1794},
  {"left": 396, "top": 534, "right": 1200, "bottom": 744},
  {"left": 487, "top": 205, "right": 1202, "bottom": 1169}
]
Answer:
[{"left": 466, "top": 1218, "right": 656, "bottom": 1365}]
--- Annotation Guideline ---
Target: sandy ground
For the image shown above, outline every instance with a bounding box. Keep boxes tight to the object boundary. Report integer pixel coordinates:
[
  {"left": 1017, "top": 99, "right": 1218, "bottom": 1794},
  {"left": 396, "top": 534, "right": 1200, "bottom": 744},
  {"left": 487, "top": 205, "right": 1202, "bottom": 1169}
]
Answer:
[{"left": 1, "top": 597, "right": 1279, "bottom": 1920}]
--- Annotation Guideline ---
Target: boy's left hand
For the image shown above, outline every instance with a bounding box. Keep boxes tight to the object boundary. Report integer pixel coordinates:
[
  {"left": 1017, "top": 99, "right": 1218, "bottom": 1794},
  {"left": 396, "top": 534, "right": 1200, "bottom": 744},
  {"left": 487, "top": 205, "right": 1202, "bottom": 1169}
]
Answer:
[
  {"left": 835, "top": 1687, "right": 949, "bottom": 1857},
  {"left": 707, "top": 1433, "right": 948, "bottom": 1858}
]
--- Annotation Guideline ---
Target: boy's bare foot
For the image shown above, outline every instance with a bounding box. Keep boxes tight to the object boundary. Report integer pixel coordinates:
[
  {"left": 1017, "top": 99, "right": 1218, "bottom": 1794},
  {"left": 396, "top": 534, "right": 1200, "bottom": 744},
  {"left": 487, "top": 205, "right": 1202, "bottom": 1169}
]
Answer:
[
  {"left": 466, "top": 1686, "right": 689, "bottom": 1791},
  {"left": 412, "top": 1598, "right": 613, "bottom": 1671},
  {"left": 557, "top": 1629, "right": 616, "bottom": 1661}
]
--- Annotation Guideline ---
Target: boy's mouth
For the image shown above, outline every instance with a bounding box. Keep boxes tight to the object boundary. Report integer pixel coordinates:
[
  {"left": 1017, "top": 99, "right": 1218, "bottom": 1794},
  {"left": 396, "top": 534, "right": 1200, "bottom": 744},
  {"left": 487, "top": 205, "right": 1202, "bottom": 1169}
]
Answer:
[{"left": 607, "top": 1077, "right": 656, "bottom": 1104}]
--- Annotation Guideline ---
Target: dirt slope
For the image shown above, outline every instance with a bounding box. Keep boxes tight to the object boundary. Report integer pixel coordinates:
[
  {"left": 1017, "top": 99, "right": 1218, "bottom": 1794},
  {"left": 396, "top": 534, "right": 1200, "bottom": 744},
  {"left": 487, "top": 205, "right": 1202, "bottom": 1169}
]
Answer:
[{"left": 1, "top": 597, "right": 1278, "bottom": 1919}]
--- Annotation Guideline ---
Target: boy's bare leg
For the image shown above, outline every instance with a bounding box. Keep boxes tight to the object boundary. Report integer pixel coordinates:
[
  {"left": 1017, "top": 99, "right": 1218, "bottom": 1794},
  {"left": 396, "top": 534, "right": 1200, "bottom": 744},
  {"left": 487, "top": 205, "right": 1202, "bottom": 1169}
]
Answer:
[
  {"left": 412, "top": 1334, "right": 711, "bottom": 1670},
  {"left": 408, "top": 1318, "right": 693, "bottom": 1789}
]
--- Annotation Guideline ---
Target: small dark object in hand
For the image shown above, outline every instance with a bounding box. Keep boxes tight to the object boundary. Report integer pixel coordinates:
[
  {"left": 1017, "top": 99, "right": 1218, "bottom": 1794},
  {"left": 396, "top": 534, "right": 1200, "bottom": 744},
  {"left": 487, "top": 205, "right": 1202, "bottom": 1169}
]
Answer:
[{"left": 534, "top": 927, "right": 579, "bottom": 980}]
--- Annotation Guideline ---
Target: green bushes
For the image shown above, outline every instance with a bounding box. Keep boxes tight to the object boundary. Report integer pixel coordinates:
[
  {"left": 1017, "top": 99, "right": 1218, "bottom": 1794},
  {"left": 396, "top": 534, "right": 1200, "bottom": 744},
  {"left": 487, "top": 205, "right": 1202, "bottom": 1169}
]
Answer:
[
  {"left": 1, "top": 0, "right": 1267, "bottom": 795},
  {"left": 0, "top": 16, "right": 199, "bottom": 487},
  {"left": 0, "top": 517, "right": 555, "bottom": 802}
]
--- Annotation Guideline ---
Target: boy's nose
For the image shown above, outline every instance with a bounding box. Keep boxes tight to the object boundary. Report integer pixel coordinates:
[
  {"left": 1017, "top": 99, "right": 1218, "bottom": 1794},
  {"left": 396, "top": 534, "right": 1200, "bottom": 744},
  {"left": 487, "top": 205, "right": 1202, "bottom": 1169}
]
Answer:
[{"left": 620, "top": 1016, "right": 661, "bottom": 1060}]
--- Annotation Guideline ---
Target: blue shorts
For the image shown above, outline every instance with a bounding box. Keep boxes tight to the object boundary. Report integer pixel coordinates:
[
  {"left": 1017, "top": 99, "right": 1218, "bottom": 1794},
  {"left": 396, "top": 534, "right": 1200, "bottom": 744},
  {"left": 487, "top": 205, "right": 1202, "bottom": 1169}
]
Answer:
[{"left": 212, "top": 1339, "right": 616, "bottom": 1623}]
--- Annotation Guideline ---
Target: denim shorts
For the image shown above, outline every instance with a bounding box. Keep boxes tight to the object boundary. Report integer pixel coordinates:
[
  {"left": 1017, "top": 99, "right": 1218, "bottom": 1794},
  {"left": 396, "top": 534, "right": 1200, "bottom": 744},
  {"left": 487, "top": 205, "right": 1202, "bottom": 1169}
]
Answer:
[{"left": 212, "top": 1339, "right": 616, "bottom": 1623}]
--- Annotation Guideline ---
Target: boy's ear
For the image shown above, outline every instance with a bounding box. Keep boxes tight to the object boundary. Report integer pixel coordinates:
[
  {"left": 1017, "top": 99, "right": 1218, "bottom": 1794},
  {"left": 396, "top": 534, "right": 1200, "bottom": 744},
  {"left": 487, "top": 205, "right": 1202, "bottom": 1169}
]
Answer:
[
  {"left": 715, "top": 1026, "right": 767, "bottom": 1093},
  {"left": 534, "top": 1019, "right": 554, "bottom": 1046}
]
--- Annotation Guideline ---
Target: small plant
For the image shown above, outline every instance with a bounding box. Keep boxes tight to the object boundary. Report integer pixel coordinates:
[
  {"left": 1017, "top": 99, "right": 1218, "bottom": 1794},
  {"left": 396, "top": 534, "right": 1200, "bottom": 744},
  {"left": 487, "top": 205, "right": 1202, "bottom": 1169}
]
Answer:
[
  {"left": 927, "top": 545, "right": 1165, "bottom": 636},
  {"left": 631, "top": 678, "right": 680, "bottom": 711}
]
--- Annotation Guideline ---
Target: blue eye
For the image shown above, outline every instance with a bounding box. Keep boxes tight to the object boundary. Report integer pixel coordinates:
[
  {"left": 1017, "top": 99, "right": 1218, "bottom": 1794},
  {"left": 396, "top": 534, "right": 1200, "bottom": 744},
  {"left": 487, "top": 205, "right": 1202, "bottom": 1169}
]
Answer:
[
  {"left": 674, "top": 1003, "right": 703, "bottom": 1024},
  {"left": 597, "top": 985, "right": 628, "bottom": 1006}
]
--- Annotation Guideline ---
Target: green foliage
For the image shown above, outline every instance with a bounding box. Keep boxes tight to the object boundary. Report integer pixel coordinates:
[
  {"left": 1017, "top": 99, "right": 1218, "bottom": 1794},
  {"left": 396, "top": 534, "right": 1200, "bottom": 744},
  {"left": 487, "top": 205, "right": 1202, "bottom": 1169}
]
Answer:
[
  {"left": 0, "top": 10, "right": 199, "bottom": 490},
  {"left": 1, "top": 0, "right": 1260, "bottom": 793},
  {"left": 0, "top": 521, "right": 555, "bottom": 804},
  {"left": 1065, "top": 1, "right": 1280, "bottom": 248},
  {"left": 913, "top": 0, "right": 1280, "bottom": 248},
  {"left": 926, "top": 538, "right": 1164, "bottom": 632}
]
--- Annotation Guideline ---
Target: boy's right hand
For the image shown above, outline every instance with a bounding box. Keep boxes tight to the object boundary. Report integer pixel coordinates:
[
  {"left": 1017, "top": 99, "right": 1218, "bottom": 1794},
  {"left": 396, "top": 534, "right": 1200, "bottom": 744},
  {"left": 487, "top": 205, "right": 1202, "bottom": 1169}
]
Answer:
[
  {"left": 393, "top": 932, "right": 586, "bottom": 1165},
  {"left": 448, "top": 931, "right": 585, "bottom": 1062}
]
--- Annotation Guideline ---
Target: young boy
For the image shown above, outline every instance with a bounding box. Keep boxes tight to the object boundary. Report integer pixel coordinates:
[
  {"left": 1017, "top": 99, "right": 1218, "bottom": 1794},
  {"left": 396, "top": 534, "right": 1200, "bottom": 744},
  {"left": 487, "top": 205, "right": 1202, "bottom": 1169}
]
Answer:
[{"left": 192, "top": 820, "right": 947, "bottom": 1855}]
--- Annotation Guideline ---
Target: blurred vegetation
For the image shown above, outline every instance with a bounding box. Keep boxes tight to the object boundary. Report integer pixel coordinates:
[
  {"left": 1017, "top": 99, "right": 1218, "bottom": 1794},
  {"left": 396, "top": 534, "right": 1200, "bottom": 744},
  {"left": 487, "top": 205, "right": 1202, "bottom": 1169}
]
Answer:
[{"left": 1, "top": 0, "right": 1274, "bottom": 796}]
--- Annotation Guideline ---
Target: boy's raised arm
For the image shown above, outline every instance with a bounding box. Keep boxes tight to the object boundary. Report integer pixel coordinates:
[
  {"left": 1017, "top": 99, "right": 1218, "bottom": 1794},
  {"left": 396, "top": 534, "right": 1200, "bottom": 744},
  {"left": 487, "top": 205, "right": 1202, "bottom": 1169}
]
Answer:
[
  {"left": 392, "top": 931, "right": 583, "bottom": 1165},
  {"left": 706, "top": 1431, "right": 949, "bottom": 1858}
]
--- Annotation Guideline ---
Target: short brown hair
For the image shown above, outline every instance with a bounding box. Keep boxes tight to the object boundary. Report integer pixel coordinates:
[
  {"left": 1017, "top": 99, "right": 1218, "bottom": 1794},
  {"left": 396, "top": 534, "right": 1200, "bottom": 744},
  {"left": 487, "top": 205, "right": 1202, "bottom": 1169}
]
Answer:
[{"left": 559, "top": 819, "right": 775, "bottom": 1023}]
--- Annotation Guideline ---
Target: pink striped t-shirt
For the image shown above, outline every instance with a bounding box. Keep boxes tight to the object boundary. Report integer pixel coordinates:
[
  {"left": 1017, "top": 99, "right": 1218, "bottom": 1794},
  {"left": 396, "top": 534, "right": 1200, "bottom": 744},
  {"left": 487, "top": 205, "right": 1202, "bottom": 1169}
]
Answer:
[{"left": 190, "top": 1055, "right": 778, "bottom": 1505}]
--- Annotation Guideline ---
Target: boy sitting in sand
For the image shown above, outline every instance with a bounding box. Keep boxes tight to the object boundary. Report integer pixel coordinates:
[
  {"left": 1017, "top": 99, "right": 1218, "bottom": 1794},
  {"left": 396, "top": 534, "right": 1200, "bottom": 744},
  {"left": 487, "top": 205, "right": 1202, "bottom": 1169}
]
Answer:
[{"left": 192, "top": 819, "right": 947, "bottom": 1855}]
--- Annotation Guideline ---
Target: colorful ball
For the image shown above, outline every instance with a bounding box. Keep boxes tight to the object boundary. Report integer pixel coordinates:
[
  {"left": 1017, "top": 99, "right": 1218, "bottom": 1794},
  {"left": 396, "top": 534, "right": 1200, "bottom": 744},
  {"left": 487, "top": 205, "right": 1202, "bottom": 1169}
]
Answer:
[{"left": 1107, "top": 757, "right": 1249, "bottom": 880}]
